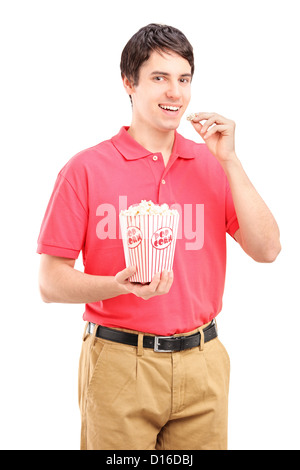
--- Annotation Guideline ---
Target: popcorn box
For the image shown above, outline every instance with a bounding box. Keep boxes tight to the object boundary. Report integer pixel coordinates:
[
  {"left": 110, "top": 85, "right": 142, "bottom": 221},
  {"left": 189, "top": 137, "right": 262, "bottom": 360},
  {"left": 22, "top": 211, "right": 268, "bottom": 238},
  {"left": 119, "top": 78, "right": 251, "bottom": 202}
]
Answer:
[{"left": 120, "top": 201, "right": 180, "bottom": 283}]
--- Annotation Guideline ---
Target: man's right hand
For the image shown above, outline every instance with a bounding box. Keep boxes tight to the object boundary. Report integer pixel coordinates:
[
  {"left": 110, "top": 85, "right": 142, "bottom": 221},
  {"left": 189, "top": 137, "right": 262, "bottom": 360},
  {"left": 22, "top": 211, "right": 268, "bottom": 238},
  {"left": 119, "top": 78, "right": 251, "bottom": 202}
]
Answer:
[{"left": 115, "top": 266, "right": 174, "bottom": 300}]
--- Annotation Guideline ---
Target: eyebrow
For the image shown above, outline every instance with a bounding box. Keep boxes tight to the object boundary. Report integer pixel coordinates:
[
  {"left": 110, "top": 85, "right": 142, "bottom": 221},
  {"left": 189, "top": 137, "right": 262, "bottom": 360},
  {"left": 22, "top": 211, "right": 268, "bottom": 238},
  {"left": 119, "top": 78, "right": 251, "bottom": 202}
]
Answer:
[{"left": 150, "top": 71, "right": 192, "bottom": 78}]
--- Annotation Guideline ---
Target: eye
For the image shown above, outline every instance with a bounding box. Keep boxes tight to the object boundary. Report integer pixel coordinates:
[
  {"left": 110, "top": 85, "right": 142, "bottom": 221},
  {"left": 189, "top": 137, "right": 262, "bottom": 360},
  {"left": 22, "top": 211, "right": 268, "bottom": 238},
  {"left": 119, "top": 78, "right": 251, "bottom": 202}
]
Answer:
[
  {"left": 180, "top": 78, "right": 190, "bottom": 84},
  {"left": 153, "top": 76, "right": 165, "bottom": 82}
]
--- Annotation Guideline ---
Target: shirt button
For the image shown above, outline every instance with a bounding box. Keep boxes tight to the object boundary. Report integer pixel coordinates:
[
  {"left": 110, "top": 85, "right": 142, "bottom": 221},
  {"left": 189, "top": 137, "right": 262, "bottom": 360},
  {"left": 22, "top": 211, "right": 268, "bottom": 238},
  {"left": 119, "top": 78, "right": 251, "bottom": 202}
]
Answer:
[
  {"left": 161, "top": 179, "right": 166, "bottom": 184},
  {"left": 153, "top": 155, "right": 158, "bottom": 161}
]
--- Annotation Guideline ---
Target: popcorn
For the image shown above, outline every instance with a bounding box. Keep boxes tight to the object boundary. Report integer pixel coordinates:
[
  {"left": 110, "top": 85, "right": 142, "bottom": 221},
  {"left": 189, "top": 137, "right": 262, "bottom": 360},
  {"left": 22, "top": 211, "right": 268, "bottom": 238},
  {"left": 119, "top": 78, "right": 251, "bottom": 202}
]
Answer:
[
  {"left": 120, "top": 201, "right": 180, "bottom": 283},
  {"left": 120, "top": 200, "right": 178, "bottom": 216},
  {"left": 186, "top": 113, "right": 197, "bottom": 121}
]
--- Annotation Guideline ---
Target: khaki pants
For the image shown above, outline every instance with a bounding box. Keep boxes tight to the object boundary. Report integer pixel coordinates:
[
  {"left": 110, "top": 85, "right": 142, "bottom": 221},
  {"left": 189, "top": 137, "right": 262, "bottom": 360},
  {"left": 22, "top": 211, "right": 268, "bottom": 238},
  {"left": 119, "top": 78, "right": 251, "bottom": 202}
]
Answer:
[{"left": 78, "top": 322, "right": 230, "bottom": 450}]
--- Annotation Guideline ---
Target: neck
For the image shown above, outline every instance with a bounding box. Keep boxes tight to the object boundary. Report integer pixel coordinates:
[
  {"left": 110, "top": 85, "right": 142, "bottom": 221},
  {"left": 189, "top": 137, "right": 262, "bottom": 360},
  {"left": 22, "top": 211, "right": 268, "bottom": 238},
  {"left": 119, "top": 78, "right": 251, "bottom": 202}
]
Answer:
[{"left": 127, "top": 121, "right": 175, "bottom": 166}]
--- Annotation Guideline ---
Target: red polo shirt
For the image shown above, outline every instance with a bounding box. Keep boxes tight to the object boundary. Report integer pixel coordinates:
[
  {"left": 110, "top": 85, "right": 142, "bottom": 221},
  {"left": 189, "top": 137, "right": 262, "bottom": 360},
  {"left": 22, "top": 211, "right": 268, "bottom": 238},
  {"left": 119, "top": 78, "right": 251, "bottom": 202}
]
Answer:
[{"left": 37, "top": 126, "right": 239, "bottom": 335}]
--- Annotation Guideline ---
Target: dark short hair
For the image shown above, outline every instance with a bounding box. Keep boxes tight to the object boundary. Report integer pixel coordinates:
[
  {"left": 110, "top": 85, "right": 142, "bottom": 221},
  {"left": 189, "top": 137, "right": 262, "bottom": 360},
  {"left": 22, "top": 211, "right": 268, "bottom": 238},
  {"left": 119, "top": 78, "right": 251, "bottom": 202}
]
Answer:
[{"left": 120, "top": 23, "right": 194, "bottom": 85}]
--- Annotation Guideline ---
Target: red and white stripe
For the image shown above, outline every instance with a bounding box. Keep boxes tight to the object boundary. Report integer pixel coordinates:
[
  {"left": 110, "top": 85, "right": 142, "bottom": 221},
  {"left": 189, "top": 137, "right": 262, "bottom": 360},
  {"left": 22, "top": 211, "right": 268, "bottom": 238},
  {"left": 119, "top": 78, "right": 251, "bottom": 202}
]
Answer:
[{"left": 120, "top": 212, "right": 179, "bottom": 283}]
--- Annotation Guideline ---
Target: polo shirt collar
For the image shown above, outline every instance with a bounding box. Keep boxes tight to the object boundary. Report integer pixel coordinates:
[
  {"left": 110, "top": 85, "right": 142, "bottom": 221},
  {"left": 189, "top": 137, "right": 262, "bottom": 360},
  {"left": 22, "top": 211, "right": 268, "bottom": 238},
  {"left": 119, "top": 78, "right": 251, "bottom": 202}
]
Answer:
[{"left": 111, "top": 126, "right": 197, "bottom": 161}]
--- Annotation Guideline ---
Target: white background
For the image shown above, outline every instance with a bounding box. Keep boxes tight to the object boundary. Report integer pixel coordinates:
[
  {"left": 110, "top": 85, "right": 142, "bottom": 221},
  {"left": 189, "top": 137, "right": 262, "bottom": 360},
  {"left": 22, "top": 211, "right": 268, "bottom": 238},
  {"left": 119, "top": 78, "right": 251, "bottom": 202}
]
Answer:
[{"left": 0, "top": 0, "right": 299, "bottom": 450}]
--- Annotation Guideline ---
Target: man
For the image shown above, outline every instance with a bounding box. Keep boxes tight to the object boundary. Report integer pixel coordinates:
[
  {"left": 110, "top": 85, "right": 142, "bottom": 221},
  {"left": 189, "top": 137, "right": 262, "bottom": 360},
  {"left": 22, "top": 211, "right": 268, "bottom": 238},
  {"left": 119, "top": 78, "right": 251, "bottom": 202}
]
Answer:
[{"left": 37, "top": 24, "right": 281, "bottom": 450}]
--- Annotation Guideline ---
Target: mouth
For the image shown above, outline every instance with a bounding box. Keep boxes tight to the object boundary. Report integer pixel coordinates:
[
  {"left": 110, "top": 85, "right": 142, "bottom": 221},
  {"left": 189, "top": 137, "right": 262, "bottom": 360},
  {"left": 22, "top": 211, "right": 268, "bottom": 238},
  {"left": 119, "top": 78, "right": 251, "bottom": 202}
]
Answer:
[{"left": 158, "top": 104, "right": 181, "bottom": 115}]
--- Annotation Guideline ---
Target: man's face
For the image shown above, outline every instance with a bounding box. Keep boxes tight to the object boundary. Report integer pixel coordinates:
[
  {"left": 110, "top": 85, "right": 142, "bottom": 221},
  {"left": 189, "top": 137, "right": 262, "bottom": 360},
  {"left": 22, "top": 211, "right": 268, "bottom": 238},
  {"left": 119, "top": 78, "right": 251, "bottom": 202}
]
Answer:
[{"left": 126, "top": 50, "right": 192, "bottom": 133}]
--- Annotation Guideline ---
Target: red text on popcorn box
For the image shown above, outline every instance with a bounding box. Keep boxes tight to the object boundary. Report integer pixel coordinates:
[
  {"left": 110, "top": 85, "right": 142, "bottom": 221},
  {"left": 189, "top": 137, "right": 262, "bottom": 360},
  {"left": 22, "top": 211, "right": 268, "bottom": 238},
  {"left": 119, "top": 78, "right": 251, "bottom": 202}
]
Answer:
[
  {"left": 127, "top": 226, "right": 143, "bottom": 248},
  {"left": 151, "top": 227, "right": 173, "bottom": 250}
]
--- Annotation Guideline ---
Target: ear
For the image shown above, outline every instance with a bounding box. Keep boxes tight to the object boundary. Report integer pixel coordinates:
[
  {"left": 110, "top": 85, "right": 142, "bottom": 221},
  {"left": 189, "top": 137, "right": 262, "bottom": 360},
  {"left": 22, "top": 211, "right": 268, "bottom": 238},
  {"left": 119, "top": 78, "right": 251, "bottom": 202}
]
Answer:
[{"left": 122, "top": 75, "right": 135, "bottom": 96}]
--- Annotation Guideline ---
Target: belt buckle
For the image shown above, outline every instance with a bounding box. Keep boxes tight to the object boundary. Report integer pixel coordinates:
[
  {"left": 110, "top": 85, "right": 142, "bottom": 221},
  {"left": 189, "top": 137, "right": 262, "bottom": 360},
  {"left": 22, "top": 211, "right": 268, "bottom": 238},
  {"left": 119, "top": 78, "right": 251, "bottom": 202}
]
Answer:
[{"left": 154, "top": 335, "right": 174, "bottom": 352}]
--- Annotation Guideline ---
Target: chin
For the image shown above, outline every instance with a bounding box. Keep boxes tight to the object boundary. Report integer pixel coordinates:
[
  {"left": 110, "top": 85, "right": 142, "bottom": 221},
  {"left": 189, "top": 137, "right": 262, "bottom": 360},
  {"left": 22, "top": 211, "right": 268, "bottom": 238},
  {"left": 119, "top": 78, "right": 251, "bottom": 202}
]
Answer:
[{"left": 160, "top": 120, "right": 181, "bottom": 132}]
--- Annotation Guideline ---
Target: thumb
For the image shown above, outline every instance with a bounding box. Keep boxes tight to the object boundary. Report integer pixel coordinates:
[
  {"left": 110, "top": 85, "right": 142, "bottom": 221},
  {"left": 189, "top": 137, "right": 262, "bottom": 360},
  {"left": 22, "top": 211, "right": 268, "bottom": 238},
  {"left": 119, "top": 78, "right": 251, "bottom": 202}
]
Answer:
[
  {"left": 115, "top": 266, "right": 136, "bottom": 284},
  {"left": 190, "top": 120, "right": 203, "bottom": 134}
]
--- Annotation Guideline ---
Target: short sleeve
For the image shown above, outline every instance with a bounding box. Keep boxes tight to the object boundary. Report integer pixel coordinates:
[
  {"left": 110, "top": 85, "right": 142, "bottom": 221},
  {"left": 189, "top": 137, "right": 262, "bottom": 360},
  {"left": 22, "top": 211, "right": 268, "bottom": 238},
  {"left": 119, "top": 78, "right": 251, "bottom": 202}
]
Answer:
[
  {"left": 37, "top": 172, "right": 88, "bottom": 259},
  {"left": 225, "top": 181, "right": 239, "bottom": 238}
]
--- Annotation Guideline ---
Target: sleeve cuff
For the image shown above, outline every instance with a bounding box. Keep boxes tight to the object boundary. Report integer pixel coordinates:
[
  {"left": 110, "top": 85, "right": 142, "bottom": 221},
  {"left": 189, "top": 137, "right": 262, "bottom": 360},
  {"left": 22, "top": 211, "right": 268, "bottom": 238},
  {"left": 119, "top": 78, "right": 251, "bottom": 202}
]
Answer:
[
  {"left": 226, "top": 217, "right": 240, "bottom": 239},
  {"left": 37, "top": 243, "right": 80, "bottom": 259}
]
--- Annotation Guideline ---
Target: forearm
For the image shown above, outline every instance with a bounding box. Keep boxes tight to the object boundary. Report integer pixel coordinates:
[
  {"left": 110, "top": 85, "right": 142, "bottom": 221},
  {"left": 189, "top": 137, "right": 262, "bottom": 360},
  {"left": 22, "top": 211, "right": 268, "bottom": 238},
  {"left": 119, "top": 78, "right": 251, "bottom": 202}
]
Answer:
[
  {"left": 39, "top": 261, "right": 127, "bottom": 304},
  {"left": 39, "top": 255, "right": 173, "bottom": 304},
  {"left": 222, "top": 153, "right": 281, "bottom": 262}
]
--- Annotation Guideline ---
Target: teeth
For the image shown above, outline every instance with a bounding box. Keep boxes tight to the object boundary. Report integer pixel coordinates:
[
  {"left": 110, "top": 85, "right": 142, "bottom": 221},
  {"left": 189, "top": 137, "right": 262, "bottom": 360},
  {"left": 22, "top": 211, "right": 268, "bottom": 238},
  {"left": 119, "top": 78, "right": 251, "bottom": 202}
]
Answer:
[{"left": 159, "top": 105, "right": 180, "bottom": 111}]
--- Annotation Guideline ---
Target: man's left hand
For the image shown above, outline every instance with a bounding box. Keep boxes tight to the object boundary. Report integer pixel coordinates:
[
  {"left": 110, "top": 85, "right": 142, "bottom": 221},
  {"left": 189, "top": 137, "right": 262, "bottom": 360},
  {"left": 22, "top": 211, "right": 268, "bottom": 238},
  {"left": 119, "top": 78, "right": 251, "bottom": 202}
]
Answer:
[{"left": 189, "top": 112, "right": 237, "bottom": 164}]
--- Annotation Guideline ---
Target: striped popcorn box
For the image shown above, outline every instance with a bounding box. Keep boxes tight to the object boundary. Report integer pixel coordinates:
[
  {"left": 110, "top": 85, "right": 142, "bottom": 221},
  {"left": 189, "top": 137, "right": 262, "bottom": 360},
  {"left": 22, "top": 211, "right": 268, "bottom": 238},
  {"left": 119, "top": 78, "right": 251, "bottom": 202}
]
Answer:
[{"left": 120, "top": 200, "right": 180, "bottom": 283}]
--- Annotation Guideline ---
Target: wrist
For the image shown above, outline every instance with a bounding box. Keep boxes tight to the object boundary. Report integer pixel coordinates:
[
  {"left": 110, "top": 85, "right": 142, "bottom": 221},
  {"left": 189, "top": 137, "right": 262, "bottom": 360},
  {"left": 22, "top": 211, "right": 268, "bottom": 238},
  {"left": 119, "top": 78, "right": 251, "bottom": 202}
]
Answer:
[
  {"left": 92, "top": 274, "right": 129, "bottom": 301},
  {"left": 111, "top": 276, "right": 129, "bottom": 296},
  {"left": 220, "top": 152, "right": 241, "bottom": 173}
]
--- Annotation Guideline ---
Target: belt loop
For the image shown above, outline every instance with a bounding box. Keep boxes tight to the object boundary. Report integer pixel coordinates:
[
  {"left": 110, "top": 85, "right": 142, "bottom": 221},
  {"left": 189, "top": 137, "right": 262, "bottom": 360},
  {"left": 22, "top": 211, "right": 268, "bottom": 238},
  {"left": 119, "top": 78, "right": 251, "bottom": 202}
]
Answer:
[
  {"left": 198, "top": 327, "right": 204, "bottom": 351},
  {"left": 82, "top": 321, "right": 89, "bottom": 341},
  {"left": 213, "top": 318, "right": 218, "bottom": 335},
  {"left": 137, "top": 332, "right": 144, "bottom": 356},
  {"left": 90, "top": 323, "right": 99, "bottom": 346}
]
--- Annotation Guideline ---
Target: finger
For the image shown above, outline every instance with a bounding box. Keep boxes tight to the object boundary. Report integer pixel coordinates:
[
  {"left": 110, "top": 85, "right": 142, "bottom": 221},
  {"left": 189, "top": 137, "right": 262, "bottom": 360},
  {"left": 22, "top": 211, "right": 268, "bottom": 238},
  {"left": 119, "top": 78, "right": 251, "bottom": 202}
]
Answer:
[
  {"left": 148, "top": 272, "right": 161, "bottom": 291},
  {"left": 191, "top": 112, "right": 217, "bottom": 124},
  {"left": 188, "top": 113, "right": 222, "bottom": 137},
  {"left": 137, "top": 271, "right": 172, "bottom": 299},
  {"left": 156, "top": 270, "right": 174, "bottom": 294},
  {"left": 197, "top": 112, "right": 226, "bottom": 123},
  {"left": 203, "top": 124, "right": 228, "bottom": 140},
  {"left": 115, "top": 266, "right": 136, "bottom": 284},
  {"left": 129, "top": 270, "right": 174, "bottom": 300},
  {"left": 163, "top": 270, "right": 174, "bottom": 292},
  {"left": 190, "top": 113, "right": 228, "bottom": 127},
  {"left": 187, "top": 112, "right": 211, "bottom": 121},
  {"left": 131, "top": 272, "right": 160, "bottom": 299},
  {"left": 190, "top": 120, "right": 203, "bottom": 132},
  {"left": 155, "top": 270, "right": 169, "bottom": 294},
  {"left": 200, "top": 116, "right": 219, "bottom": 135}
]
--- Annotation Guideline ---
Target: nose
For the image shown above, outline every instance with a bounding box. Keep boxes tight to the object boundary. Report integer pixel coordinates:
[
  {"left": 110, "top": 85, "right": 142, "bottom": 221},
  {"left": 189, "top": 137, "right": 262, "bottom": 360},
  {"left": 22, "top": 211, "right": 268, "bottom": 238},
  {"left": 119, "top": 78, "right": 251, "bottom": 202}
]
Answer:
[{"left": 166, "top": 79, "right": 181, "bottom": 100}]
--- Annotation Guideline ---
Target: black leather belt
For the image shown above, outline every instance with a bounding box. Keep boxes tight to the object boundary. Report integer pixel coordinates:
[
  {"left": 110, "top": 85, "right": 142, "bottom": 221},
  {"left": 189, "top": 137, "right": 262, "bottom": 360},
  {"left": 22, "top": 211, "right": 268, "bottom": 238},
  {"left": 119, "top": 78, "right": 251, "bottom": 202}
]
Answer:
[{"left": 87, "top": 320, "right": 217, "bottom": 352}]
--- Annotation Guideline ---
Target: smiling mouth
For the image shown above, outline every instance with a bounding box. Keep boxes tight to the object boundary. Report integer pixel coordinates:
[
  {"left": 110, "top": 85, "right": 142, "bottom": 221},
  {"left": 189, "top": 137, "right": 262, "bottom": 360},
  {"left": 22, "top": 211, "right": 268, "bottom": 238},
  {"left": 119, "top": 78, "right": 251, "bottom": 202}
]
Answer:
[{"left": 158, "top": 104, "right": 181, "bottom": 112}]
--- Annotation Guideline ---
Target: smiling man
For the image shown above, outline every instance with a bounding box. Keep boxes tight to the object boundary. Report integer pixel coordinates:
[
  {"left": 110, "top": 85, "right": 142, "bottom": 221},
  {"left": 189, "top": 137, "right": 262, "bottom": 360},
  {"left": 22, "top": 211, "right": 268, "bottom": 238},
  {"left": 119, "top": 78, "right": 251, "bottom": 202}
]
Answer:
[
  {"left": 123, "top": 50, "right": 192, "bottom": 165},
  {"left": 37, "top": 24, "right": 281, "bottom": 450}
]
